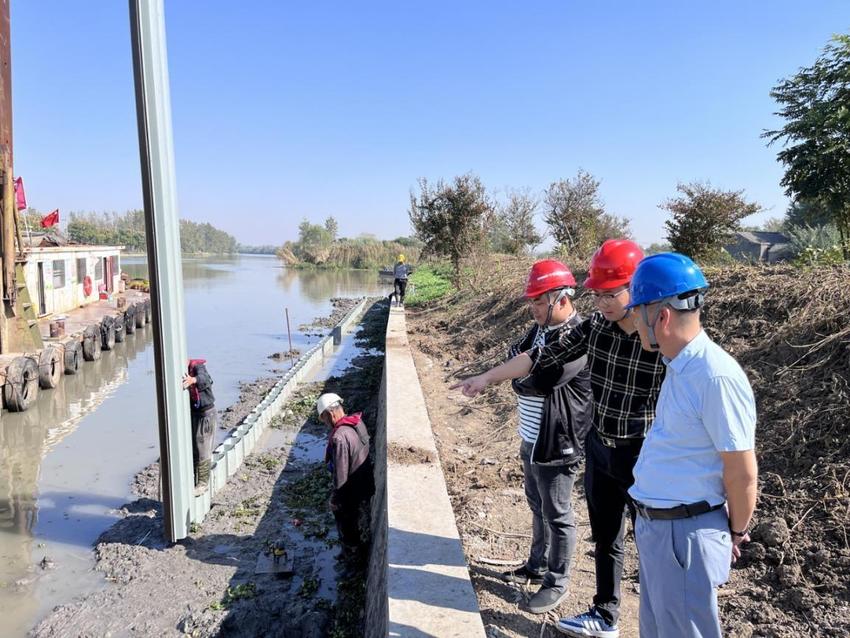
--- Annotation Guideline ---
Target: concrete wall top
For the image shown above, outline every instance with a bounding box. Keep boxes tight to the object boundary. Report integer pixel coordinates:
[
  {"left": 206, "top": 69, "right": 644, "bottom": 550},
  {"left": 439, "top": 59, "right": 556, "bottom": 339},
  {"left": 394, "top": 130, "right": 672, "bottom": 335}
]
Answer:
[{"left": 384, "top": 306, "right": 486, "bottom": 638}]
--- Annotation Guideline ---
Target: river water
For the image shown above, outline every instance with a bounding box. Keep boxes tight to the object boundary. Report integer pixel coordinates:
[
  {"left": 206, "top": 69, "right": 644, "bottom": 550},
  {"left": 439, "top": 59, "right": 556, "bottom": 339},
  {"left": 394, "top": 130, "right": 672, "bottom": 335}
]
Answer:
[{"left": 0, "top": 255, "right": 389, "bottom": 636}]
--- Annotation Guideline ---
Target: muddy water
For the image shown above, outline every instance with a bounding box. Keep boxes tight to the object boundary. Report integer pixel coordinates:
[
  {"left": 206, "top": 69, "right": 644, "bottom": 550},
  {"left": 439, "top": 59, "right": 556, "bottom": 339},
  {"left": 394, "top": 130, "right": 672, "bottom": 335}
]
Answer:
[{"left": 0, "top": 255, "right": 389, "bottom": 637}]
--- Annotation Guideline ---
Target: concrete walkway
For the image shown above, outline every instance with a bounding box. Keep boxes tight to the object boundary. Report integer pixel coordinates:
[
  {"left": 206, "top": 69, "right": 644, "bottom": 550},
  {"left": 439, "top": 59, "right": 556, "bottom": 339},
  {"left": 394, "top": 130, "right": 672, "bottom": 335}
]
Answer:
[{"left": 368, "top": 305, "right": 486, "bottom": 637}]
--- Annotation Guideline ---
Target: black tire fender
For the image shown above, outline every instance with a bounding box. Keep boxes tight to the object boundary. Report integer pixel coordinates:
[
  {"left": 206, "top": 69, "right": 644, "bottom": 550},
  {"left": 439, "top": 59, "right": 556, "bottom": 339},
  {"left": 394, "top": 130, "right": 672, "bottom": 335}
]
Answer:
[
  {"left": 64, "top": 340, "right": 82, "bottom": 374},
  {"left": 4, "top": 356, "right": 39, "bottom": 411},
  {"left": 125, "top": 307, "right": 136, "bottom": 335},
  {"left": 38, "top": 346, "right": 62, "bottom": 389},
  {"left": 134, "top": 303, "right": 145, "bottom": 328},
  {"left": 82, "top": 325, "right": 102, "bottom": 361},
  {"left": 100, "top": 316, "right": 116, "bottom": 351},
  {"left": 114, "top": 317, "right": 126, "bottom": 343}
]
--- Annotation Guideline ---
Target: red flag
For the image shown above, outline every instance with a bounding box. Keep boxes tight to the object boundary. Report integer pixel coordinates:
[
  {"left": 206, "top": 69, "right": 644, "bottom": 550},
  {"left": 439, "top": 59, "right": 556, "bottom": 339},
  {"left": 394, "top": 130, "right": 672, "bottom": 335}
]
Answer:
[
  {"left": 41, "top": 209, "right": 59, "bottom": 228},
  {"left": 14, "top": 177, "right": 26, "bottom": 211}
]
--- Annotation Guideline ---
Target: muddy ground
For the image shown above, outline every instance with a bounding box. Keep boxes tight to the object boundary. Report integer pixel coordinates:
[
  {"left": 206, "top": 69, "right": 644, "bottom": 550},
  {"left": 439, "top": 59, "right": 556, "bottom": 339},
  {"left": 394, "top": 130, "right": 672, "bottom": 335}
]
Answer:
[
  {"left": 30, "top": 299, "right": 387, "bottom": 638},
  {"left": 407, "top": 258, "right": 850, "bottom": 638}
]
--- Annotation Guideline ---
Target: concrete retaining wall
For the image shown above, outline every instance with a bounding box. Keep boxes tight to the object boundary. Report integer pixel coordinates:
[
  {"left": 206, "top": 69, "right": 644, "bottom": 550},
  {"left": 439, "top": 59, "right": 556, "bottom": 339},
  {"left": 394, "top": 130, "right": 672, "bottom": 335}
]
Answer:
[
  {"left": 191, "top": 296, "right": 370, "bottom": 522},
  {"left": 367, "top": 307, "right": 486, "bottom": 637}
]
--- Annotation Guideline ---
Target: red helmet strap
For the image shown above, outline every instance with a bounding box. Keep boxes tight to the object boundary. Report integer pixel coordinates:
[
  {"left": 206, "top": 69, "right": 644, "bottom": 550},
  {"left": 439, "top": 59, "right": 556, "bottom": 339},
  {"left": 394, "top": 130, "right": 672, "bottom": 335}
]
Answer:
[{"left": 541, "top": 288, "right": 572, "bottom": 328}]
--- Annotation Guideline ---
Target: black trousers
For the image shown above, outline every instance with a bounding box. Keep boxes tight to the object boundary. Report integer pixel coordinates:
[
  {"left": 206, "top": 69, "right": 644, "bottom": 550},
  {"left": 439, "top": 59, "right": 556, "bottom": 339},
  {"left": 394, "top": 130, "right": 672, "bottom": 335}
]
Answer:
[
  {"left": 584, "top": 429, "right": 643, "bottom": 626},
  {"left": 393, "top": 278, "right": 408, "bottom": 302},
  {"left": 333, "top": 460, "right": 375, "bottom": 548},
  {"left": 191, "top": 407, "right": 216, "bottom": 485}
]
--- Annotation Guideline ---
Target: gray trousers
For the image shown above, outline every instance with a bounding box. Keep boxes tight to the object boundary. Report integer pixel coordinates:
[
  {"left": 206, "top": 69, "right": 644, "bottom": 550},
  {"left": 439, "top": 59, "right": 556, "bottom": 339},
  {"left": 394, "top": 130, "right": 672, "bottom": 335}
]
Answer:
[
  {"left": 520, "top": 440, "right": 578, "bottom": 591},
  {"left": 635, "top": 507, "right": 732, "bottom": 637}
]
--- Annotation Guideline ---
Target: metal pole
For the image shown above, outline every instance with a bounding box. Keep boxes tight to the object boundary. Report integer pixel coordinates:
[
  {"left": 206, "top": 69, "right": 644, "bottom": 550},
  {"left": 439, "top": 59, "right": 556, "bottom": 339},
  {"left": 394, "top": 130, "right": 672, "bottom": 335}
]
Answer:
[
  {"left": 129, "top": 0, "right": 193, "bottom": 542},
  {"left": 0, "top": 0, "right": 11, "bottom": 351},
  {"left": 285, "top": 307, "right": 294, "bottom": 369}
]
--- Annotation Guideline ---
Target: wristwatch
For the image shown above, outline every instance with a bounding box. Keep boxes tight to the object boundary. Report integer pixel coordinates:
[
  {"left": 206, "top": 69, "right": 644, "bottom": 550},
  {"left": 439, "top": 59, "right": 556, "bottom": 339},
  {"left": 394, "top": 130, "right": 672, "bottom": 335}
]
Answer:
[{"left": 730, "top": 527, "right": 747, "bottom": 538}]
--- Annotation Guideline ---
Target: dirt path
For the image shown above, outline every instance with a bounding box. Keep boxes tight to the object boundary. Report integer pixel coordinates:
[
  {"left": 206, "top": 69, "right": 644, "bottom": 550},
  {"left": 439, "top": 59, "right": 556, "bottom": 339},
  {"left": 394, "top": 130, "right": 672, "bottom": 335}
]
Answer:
[
  {"left": 407, "top": 320, "right": 640, "bottom": 638},
  {"left": 30, "top": 299, "right": 387, "bottom": 638}
]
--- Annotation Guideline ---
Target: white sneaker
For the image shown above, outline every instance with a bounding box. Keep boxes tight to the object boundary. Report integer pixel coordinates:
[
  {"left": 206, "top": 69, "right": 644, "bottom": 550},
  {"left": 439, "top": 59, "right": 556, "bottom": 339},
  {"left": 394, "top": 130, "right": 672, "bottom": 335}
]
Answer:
[{"left": 556, "top": 607, "right": 619, "bottom": 638}]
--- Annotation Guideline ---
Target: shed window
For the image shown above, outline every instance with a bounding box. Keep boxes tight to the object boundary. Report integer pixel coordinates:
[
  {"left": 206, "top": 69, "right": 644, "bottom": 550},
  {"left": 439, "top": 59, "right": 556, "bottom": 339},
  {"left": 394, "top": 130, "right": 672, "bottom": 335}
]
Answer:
[
  {"left": 52, "top": 260, "right": 66, "bottom": 288},
  {"left": 77, "top": 258, "right": 86, "bottom": 282},
  {"left": 94, "top": 258, "right": 103, "bottom": 280}
]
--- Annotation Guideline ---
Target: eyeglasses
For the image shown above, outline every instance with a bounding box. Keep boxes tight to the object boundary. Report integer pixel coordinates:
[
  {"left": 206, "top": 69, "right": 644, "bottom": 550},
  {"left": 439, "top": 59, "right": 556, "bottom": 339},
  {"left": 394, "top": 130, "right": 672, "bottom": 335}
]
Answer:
[{"left": 589, "top": 288, "right": 628, "bottom": 303}]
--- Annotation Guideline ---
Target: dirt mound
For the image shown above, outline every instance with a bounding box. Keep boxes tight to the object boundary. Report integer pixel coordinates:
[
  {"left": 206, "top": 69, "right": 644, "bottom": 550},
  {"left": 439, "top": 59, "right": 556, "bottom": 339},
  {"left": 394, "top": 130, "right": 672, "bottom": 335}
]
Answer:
[{"left": 412, "top": 259, "right": 850, "bottom": 637}]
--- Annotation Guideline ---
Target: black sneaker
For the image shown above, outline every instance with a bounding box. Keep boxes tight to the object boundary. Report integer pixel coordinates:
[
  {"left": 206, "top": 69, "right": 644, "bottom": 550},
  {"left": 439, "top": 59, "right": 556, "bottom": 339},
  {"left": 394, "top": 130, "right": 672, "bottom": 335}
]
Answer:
[
  {"left": 527, "top": 585, "right": 568, "bottom": 614},
  {"left": 501, "top": 565, "right": 544, "bottom": 585}
]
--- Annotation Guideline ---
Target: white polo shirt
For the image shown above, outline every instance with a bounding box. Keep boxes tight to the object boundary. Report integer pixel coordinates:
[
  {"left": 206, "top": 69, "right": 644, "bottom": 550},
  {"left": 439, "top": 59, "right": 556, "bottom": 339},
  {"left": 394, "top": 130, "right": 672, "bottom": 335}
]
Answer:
[{"left": 629, "top": 329, "right": 756, "bottom": 509}]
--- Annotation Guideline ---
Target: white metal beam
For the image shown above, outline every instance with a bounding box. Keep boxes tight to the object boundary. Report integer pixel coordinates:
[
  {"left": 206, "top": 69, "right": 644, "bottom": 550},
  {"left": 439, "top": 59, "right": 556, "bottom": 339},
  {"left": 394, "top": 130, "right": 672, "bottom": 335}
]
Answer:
[{"left": 128, "top": 0, "right": 192, "bottom": 542}]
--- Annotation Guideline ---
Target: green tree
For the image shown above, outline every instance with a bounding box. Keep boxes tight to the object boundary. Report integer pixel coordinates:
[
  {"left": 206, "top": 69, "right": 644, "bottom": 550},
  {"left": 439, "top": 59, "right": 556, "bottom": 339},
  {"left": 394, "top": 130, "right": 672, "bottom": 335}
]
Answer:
[
  {"left": 765, "top": 34, "right": 850, "bottom": 257},
  {"left": 543, "top": 170, "right": 631, "bottom": 260},
  {"left": 491, "top": 188, "right": 542, "bottom": 255},
  {"left": 65, "top": 210, "right": 235, "bottom": 254},
  {"left": 785, "top": 198, "right": 833, "bottom": 229},
  {"left": 324, "top": 216, "right": 339, "bottom": 241},
  {"left": 644, "top": 242, "right": 672, "bottom": 255},
  {"left": 409, "top": 173, "right": 493, "bottom": 284},
  {"left": 661, "top": 182, "right": 762, "bottom": 262},
  {"left": 295, "top": 219, "right": 333, "bottom": 264}
]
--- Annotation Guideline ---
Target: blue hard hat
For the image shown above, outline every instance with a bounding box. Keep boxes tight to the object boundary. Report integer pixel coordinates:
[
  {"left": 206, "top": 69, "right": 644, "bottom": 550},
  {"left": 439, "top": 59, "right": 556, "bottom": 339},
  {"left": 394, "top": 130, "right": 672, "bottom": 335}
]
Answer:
[{"left": 625, "top": 252, "right": 709, "bottom": 308}]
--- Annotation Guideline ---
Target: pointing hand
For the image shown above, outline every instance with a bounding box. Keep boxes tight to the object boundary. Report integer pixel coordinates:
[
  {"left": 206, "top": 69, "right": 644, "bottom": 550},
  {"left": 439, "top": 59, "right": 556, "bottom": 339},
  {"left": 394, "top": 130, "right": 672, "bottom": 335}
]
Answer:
[{"left": 450, "top": 374, "right": 489, "bottom": 397}]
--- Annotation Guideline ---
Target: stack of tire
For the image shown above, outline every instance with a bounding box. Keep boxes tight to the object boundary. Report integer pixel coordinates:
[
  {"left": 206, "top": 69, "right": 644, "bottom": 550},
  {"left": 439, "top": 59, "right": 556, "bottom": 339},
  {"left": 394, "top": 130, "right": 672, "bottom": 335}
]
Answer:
[{"left": 2, "top": 297, "right": 152, "bottom": 413}]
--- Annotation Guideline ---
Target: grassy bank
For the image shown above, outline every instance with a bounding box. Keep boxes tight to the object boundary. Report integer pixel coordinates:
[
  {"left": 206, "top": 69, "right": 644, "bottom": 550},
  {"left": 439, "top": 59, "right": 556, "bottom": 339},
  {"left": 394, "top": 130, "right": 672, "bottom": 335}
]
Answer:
[{"left": 405, "top": 263, "right": 456, "bottom": 306}]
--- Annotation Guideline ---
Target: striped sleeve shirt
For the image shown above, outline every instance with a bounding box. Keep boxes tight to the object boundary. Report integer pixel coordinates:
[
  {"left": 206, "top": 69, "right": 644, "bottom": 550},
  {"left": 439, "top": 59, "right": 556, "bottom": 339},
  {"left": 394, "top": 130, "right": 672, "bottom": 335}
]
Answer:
[
  {"left": 527, "top": 311, "right": 666, "bottom": 439},
  {"left": 514, "top": 326, "right": 548, "bottom": 443}
]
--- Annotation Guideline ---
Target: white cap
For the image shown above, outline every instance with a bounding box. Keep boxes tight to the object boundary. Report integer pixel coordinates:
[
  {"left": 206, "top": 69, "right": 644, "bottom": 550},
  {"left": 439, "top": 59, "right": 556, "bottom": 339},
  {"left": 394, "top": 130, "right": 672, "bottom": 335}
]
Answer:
[{"left": 316, "top": 392, "right": 343, "bottom": 416}]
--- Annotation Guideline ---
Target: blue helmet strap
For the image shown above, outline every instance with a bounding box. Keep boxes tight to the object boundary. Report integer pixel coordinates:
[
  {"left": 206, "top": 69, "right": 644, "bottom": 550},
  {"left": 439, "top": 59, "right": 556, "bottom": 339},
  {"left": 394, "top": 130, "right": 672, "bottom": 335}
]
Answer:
[
  {"left": 639, "top": 290, "right": 705, "bottom": 349},
  {"left": 639, "top": 303, "right": 663, "bottom": 350}
]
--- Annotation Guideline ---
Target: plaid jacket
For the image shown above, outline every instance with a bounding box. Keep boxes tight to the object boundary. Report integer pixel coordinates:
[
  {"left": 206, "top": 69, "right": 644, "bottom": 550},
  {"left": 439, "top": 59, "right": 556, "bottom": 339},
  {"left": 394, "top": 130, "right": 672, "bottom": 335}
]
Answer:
[{"left": 527, "top": 311, "right": 666, "bottom": 439}]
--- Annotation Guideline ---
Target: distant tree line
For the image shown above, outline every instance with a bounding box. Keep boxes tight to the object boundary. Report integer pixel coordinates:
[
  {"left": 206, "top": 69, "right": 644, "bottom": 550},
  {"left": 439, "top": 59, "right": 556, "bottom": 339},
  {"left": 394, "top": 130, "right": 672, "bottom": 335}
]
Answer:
[
  {"left": 237, "top": 244, "right": 279, "bottom": 255},
  {"left": 277, "top": 216, "right": 422, "bottom": 269},
  {"left": 63, "top": 210, "right": 237, "bottom": 254}
]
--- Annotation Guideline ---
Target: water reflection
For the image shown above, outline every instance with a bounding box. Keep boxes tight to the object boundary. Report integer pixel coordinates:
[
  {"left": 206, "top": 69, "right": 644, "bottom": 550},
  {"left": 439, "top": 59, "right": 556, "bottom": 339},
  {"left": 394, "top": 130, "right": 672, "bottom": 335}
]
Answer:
[
  {"left": 0, "top": 328, "right": 151, "bottom": 631},
  {"left": 122, "top": 255, "right": 238, "bottom": 284},
  {"left": 277, "top": 267, "right": 388, "bottom": 303}
]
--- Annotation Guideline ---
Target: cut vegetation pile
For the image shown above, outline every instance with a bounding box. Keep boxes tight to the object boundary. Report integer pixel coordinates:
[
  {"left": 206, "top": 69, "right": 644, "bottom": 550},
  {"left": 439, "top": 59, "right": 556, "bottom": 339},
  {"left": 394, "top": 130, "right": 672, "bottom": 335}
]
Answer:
[{"left": 410, "top": 257, "right": 850, "bottom": 637}]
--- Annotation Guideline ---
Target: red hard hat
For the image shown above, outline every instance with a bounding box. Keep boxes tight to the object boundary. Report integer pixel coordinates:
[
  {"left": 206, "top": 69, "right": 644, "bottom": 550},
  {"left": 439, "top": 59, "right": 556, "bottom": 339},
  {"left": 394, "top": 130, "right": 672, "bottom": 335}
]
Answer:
[
  {"left": 584, "top": 239, "right": 644, "bottom": 290},
  {"left": 525, "top": 259, "right": 576, "bottom": 298}
]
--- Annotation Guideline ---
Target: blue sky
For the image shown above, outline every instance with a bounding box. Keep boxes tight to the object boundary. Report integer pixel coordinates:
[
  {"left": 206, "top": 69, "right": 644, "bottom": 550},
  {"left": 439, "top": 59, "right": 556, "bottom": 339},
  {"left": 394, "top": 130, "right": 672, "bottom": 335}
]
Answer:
[{"left": 11, "top": 2, "right": 850, "bottom": 247}]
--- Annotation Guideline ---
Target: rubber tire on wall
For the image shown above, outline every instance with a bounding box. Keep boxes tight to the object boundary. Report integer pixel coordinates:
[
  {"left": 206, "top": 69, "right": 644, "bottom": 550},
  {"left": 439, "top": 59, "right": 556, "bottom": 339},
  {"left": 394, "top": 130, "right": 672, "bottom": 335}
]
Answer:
[
  {"left": 134, "top": 304, "right": 145, "bottom": 328},
  {"left": 64, "top": 340, "right": 82, "bottom": 374},
  {"left": 4, "top": 356, "right": 39, "bottom": 412},
  {"left": 114, "top": 317, "right": 126, "bottom": 343},
  {"left": 82, "top": 325, "right": 102, "bottom": 361},
  {"left": 125, "top": 308, "right": 136, "bottom": 335},
  {"left": 101, "top": 316, "right": 116, "bottom": 351},
  {"left": 38, "top": 346, "right": 62, "bottom": 389},
  {"left": 144, "top": 299, "right": 152, "bottom": 323}
]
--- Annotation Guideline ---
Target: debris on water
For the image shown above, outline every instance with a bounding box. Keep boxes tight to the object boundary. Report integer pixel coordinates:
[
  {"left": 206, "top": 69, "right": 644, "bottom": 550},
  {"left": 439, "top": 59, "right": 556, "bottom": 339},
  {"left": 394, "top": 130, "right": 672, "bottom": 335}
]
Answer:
[
  {"left": 39, "top": 557, "right": 55, "bottom": 570},
  {"left": 269, "top": 349, "right": 301, "bottom": 360}
]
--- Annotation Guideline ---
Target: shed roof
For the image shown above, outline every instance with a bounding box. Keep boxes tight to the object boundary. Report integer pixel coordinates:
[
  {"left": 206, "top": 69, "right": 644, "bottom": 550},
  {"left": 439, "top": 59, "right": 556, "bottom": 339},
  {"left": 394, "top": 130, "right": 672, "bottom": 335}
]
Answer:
[{"left": 736, "top": 231, "right": 790, "bottom": 245}]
